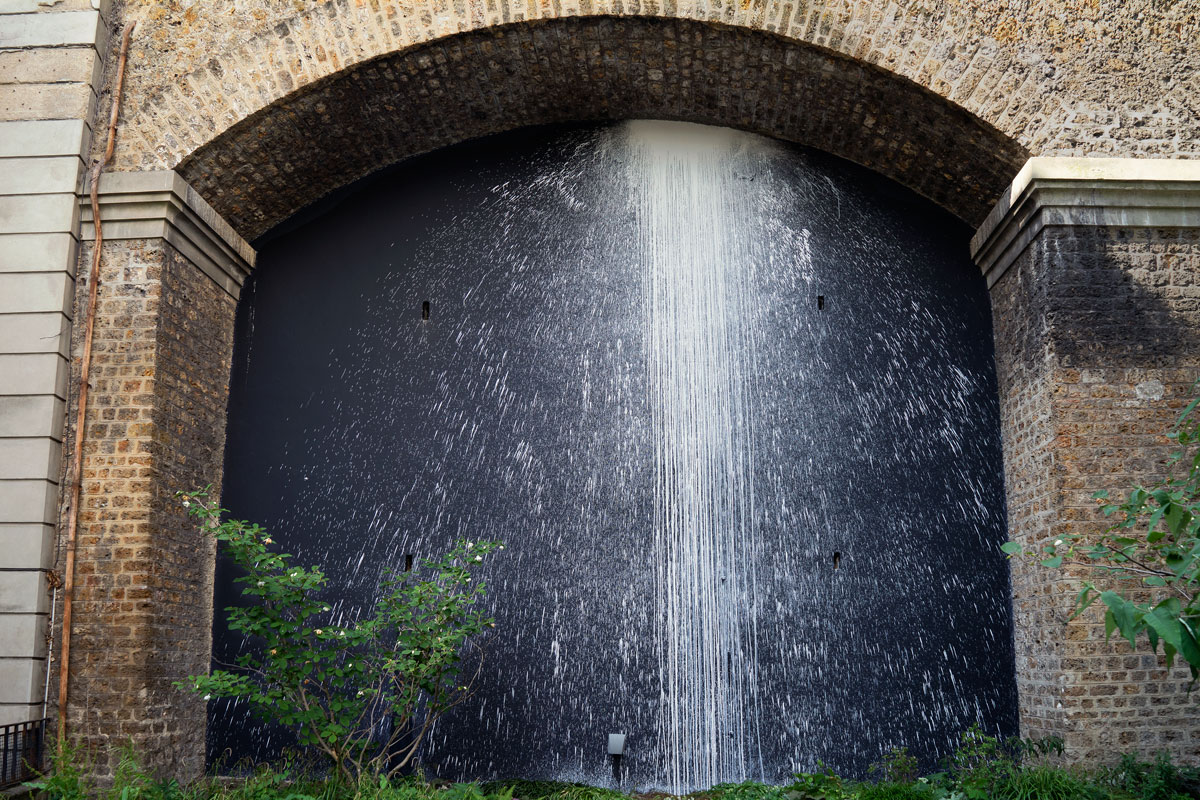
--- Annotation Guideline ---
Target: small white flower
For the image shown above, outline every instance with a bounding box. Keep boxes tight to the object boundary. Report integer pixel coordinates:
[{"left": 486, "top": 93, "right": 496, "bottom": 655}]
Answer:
[
  {"left": 323, "top": 606, "right": 331, "bottom": 612},
  {"left": 264, "top": 538, "right": 273, "bottom": 545},
  {"left": 339, "top": 631, "right": 346, "bottom": 637},
  {"left": 1054, "top": 539, "right": 1063, "bottom": 546},
  {"left": 466, "top": 542, "right": 473, "bottom": 548},
  {"left": 474, "top": 556, "right": 482, "bottom": 562},
  {"left": 203, "top": 694, "right": 211, "bottom": 700},
  {"left": 314, "top": 629, "right": 323, "bottom": 635},
  {"left": 465, "top": 577, "right": 472, "bottom": 582},
  {"left": 499, "top": 545, "right": 505, "bottom": 550},
  {"left": 182, "top": 499, "right": 191, "bottom": 508},
  {"left": 357, "top": 690, "right": 364, "bottom": 697},
  {"left": 256, "top": 581, "right": 265, "bottom": 587}
]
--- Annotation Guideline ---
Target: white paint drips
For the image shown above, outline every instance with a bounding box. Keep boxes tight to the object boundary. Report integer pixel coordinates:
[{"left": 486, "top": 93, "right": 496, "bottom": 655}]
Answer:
[{"left": 624, "top": 121, "right": 768, "bottom": 793}]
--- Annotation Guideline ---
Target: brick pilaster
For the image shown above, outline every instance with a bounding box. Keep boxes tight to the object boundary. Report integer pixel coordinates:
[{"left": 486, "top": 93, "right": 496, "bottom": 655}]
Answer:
[
  {"left": 60, "top": 171, "right": 251, "bottom": 777},
  {"left": 975, "top": 158, "right": 1200, "bottom": 760}
]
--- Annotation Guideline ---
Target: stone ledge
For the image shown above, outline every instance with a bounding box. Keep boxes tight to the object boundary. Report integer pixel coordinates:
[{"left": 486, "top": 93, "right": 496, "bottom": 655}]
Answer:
[
  {"left": 971, "top": 157, "right": 1200, "bottom": 288},
  {"left": 80, "top": 170, "right": 256, "bottom": 298}
]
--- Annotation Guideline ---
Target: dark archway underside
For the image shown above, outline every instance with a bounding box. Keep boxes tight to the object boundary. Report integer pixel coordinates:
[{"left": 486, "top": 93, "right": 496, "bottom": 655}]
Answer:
[{"left": 178, "top": 16, "right": 1029, "bottom": 240}]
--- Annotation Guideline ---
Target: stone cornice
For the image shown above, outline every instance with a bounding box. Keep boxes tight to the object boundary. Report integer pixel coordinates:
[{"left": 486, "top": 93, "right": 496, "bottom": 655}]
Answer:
[
  {"left": 80, "top": 170, "right": 255, "bottom": 298},
  {"left": 970, "top": 157, "right": 1200, "bottom": 289}
]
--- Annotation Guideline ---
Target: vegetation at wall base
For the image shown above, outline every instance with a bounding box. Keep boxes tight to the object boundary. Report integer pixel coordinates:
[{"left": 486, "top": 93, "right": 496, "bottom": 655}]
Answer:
[{"left": 28, "top": 731, "right": 1200, "bottom": 800}]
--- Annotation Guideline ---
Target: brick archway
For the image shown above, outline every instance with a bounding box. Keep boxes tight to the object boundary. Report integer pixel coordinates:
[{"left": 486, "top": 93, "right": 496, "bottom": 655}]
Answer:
[
  {"left": 169, "top": 17, "right": 1028, "bottom": 239},
  {"left": 18, "top": 0, "right": 1195, "bottom": 780}
]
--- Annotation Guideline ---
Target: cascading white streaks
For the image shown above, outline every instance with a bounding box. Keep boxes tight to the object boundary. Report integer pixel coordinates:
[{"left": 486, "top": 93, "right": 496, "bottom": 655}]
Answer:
[{"left": 623, "top": 121, "right": 764, "bottom": 793}]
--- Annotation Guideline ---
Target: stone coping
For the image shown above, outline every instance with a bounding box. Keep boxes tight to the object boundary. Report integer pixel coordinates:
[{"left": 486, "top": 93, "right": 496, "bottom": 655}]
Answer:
[
  {"left": 971, "top": 157, "right": 1200, "bottom": 288},
  {"left": 80, "top": 170, "right": 256, "bottom": 298}
]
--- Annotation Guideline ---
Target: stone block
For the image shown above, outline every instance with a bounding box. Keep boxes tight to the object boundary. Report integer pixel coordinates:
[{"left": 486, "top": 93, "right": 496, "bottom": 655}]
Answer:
[
  {"left": 0, "top": 569, "right": 47, "bottom": 613},
  {"left": 0, "top": 612, "right": 47, "bottom": 657},
  {"left": 0, "top": 10, "right": 101, "bottom": 48},
  {"left": 0, "top": 523, "right": 54, "bottom": 570},
  {"left": 0, "top": 0, "right": 96, "bottom": 11},
  {"left": 0, "top": 312, "right": 71, "bottom": 355},
  {"left": 0, "top": 46, "right": 98, "bottom": 85},
  {"left": 0, "top": 479, "right": 57, "bottom": 526},
  {"left": 0, "top": 82, "right": 94, "bottom": 122},
  {"left": 0, "top": 704, "right": 43, "bottom": 726},
  {"left": 0, "top": 272, "right": 74, "bottom": 314},
  {"left": 0, "top": 395, "right": 65, "bottom": 439},
  {"left": 0, "top": 657, "right": 40, "bottom": 704},
  {"left": 0, "top": 193, "right": 77, "bottom": 234},
  {"left": 0, "top": 438, "right": 59, "bottom": 480},
  {"left": 0, "top": 232, "right": 78, "bottom": 274},
  {"left": 0, "top": 120, "right": 88, "bottom": 158},
  {"left": 0, "top": 156, "right": 82, "bottom": 195},
  {"left": 0, "top": 353, "right": 69, "bottom": 397}
]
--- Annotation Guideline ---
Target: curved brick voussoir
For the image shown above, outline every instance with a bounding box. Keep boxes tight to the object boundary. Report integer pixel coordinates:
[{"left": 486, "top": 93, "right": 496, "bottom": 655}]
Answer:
[
  {"left": 170, "top": 16, "right": 1028, "bottom": 239},
  {"left": 104, "top": 0, "right": 1200, "bottom": 241}
]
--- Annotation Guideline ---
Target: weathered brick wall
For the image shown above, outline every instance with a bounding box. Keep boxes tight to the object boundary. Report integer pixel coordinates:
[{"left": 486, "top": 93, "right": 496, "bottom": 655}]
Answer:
[
  {"left": 104, "top": 0, "right": 1198, "bottom": 170},
  {"left": 64, "top": 238, "right": 234, "bottom": 776},
  {"left": 991, "top": 226, "right": 1200, "bottom": 762},
  {"left": 83, "top": 0, "right": 1196, "bottom": 231},
  {"left": 177, "top": 17, "right": 1029, "bottom": 239},
  {"left": 41, "top": 0, "right": 1200, "bottom": 777}
]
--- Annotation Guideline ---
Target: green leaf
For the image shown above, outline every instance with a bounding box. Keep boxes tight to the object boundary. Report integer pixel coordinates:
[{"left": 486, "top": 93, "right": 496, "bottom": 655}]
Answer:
[
  {"left": 1100, "top": 592, "right": 1141, "bottom": 650},
  {"left": 1000, "top": 542, "right": 1022, "bottom": 556},
  {"left": 1040, "top": 555, "right": 1063, "bottom": 568},
  {"left": 1144, "top": 605, "right": 1194, "bottom": 670}
]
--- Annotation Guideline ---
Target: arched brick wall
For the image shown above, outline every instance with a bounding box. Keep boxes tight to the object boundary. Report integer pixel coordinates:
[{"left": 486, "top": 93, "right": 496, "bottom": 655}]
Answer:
[
  {"left": 103, "top": 0, "right": 1198, "bottom": 234},
  {"left": 171, "top": 17, "right": 1028, "bottom": 239},
  {"left": 18, "top": 0, "right": 1195, "bottom": 780}
]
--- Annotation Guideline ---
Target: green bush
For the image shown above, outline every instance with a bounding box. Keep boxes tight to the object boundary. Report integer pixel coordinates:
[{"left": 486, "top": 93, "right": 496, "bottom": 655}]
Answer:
[
  {"left": 990, "top": 765, "right": 1091, "bottom": 800},
  {"left": 175, "top": 489, "right": 501, "bottom": 783},
  {"left": 1093, "top": 752, "right": 1200, "bottom": 800}
]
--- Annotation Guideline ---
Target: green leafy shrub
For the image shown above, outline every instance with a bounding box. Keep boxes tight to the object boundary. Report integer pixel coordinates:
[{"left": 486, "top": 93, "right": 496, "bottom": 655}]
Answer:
[
  {"left": 788, "top": 766, "right": 854, "bottom": 800},
  {"left": 175, "top": 488, "right": 501, "bottom": 783},
  {"left": 868, "top": 749, "right": 919, "bottom": 786},
  {"left": 990, "top": 765, "right": 1091, "bottom": 800},
  {"left": 1092, "top": 752, "right": 1200, "bottom": 800},
  {"left": 106, "top": 746, "right": 195, "bottom": 800},
  {"left": 699, "top": 782, "right": 789, "bottom": 800},
  {"left": 854, "top": 782, "right": 938, "bottom": 800},
  {"left": 26, "top": 742, "right": 95, "bottom": 800}
]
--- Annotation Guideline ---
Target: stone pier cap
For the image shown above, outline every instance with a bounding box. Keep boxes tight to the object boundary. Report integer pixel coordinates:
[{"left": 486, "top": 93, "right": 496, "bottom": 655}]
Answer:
[
  {"left": 971, "top": 157, "right": 1200, "bottom": 289},
  {"left": 80, "top": 170, "right": 256, "bottom": 298}
]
